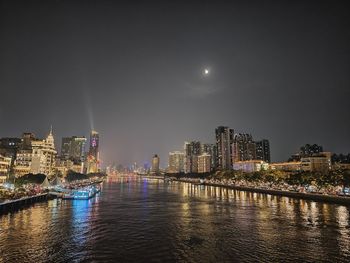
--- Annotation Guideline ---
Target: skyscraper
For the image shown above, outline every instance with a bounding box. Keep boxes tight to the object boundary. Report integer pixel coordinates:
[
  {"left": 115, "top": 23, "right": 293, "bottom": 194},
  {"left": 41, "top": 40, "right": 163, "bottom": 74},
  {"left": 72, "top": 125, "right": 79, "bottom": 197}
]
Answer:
[
  {"left": 215, "top": 126, "right": 234, "bottom": 170},
  {"left": 89, "top": 130, "right": 99, "bottom": 159},
  {"left": 184, "top": 141, "right": 201, "bottom": 173},
  {"left": 61, "top": 137, "right": 72, "bottom": 160},
  {"left": 255, "top": 139, "right": 271, "bottom": 163},
  {"left": 61, "top": 136, "right": 87, "bottom": 163},
  {"left": 201, "top": 143, "right": 217, "bottom": 170},
  {"left": 87, "top": 130, "right": 100, "bottom": 173},
  {"left": 197, "top": 153, "right": 211, "bottom": 173},
  {"left": 168, "top": 151, "right": 185, "bottom": 173},
  {"left": 151, "top": 154, "right": 160, "bottom": 173},
  {"left": 232, "top": 133, "right": 257, "bottom": 162}
]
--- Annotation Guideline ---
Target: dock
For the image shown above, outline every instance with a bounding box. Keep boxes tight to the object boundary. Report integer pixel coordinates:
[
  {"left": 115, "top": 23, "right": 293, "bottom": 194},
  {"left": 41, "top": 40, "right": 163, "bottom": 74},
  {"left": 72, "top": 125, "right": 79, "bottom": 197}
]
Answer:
[{"left": 0, "top": 193, "right": 53, "bottom": 215}]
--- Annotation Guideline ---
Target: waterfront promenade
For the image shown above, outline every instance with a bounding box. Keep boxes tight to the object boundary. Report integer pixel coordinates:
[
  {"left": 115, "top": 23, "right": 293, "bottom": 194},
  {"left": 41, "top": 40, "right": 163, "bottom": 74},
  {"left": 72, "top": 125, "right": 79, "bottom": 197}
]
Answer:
[
  {"left": 165, "top": 177, "right": 350, "bottom": 206},
  {"left": 0, "top": 193, "right": 51, "bottom": 215}
]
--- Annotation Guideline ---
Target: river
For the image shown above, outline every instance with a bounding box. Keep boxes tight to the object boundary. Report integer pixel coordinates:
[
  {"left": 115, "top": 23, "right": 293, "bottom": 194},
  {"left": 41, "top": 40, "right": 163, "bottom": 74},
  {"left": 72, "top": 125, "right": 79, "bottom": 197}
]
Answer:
[{"left": 1, "top": 176, "right": 349, "bottom": 262}]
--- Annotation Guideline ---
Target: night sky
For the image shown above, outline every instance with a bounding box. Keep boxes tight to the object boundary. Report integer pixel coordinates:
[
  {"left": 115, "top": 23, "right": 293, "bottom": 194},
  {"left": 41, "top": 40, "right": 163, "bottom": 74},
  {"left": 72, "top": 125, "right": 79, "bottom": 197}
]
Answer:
[{"left": 1, "top": 0, "right": 349, "bottom": 167}]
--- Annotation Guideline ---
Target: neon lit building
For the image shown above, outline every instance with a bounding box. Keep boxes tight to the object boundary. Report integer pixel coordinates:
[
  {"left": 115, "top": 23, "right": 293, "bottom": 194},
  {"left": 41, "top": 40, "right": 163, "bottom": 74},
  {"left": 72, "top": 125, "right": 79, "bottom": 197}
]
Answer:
[{"left": 87, "top": 130, "right": 100, "bottom": 173}]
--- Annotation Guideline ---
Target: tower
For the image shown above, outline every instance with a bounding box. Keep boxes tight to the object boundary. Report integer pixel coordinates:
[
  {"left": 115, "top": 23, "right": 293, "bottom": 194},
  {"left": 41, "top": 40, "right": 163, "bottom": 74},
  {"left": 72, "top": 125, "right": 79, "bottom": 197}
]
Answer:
[
  {"left": 87, "top": 130, "right": 100, "bottom": 173},
  {"left": 255, "top": 139, "right": 271, "bottom": 163},
  {"left": 151, "top": 154, "right": 160, "bottom": 174},
  {"left": 215, "top": 126, "right": 234, "bottom": 170}
]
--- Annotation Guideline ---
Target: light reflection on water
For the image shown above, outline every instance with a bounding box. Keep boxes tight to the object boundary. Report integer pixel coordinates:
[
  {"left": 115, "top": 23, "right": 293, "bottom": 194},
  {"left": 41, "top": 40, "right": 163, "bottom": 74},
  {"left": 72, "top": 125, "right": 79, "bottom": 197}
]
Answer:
[{"left": 1, "top": 176, "right": 350, "bottom": 262}]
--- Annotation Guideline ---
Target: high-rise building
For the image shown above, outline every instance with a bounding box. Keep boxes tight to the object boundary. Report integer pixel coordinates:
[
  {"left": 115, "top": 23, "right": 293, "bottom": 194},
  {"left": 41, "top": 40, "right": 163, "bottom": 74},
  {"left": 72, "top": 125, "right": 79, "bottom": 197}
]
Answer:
[
  {"left": 201, "top": 143, "right": 217, "bottom": 170},
  {"left": 184, "top": 141, "right": 201, "bottom": 173},
  {"left": 89, "top": 130, "right": 99, "bottom": 159},
  {"left": 197, "top": 153, "right": 211, "bottom": 173},
  {"left": 255, "top": 139, "right": 271, "bottom": 163},
  {"left": 168, "top": 151, "right": 185, "bottom": 173},
  {"left": 61, "top": 137, "right": 71, "bottom": 160},
  {"left": 232, "top": 133, "right": 256, "bottom": 162},
  {"left": 61, "top": 136, "right": 87, "bottom": 163},
  {"left": 151, "top": 154, "right": 160, "bottom": 173},
  {"left": 87, "top": 130, "right": 100, "bottom": 173},
  {"left": 215, "top": 126, "right": 234, "bottom": 170}
]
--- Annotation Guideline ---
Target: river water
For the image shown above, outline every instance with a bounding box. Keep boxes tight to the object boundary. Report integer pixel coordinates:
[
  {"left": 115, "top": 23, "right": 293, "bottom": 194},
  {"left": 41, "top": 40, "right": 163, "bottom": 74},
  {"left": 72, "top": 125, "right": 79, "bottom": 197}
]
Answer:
[{"left": 1, "top": 176, "right": 350, "bottom": 262}]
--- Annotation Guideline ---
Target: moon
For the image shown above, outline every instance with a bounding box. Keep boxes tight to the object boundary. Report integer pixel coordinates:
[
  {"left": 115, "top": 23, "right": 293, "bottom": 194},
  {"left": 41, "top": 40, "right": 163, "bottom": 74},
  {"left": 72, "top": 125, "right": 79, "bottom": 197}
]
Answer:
[{"left": 204, "top": 68, "right": 209, "bottom": 75}]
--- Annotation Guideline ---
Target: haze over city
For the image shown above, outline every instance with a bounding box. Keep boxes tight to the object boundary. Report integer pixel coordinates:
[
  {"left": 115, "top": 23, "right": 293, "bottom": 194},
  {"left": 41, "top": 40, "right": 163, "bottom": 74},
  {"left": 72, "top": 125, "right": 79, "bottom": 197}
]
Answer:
[{"left": 1, "top": 0, "right": 349, "bottom": 167}]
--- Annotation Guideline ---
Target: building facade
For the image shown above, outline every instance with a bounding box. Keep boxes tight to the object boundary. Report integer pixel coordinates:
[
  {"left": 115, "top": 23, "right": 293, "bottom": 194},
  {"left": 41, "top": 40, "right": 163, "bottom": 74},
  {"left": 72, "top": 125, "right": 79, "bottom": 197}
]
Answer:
[
  {"left": 168, "top": 151, "right": 185, "bottom": 173},
  {"left": 151, "top": 154, "right": 160, "bottom": 173},
  {"left": 201, "top": 143, "right": 217, "bottom": 170},
  {"left": 255, "top": 139, "right": 271, "bottom": 163},
  {"left": 232, "top": 133, "right": 256, "bottom": 162},
  {"left": 197, "top": 153, "right": 211, "bottom": 173},
  {"left": 215, "top": 126, "right": 234, "bottom": 170},
  {"left": 301, "top": 156, "right": 330, "bottom": 172},
  {"left": 86, "top": 130, "right": 100, "bottom": 173},
  {"left": 0, "top": 154, "right": 11, "bottom": 183},
  {"left": 30, "top": 128, "right": 57, "bottom": 176},
  {"left": 269, "top": 162, "right": 302, "bottom": 171},
  {"left": 184, "top": 141, "right": 201, "bottom": 173},
  {"left": 233, "top": 160, "right": 268, "bottom": 173},
  {"left": 61, "top": 136, "right": 87, "bottom": 163}
]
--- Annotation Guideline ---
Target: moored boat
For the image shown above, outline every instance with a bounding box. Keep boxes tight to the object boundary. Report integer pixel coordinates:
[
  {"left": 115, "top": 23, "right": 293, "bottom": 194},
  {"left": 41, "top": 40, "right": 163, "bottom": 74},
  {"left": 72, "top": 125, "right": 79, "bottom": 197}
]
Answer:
[{"left": 62, "top": 185, "right": 100, "bottom": 200}]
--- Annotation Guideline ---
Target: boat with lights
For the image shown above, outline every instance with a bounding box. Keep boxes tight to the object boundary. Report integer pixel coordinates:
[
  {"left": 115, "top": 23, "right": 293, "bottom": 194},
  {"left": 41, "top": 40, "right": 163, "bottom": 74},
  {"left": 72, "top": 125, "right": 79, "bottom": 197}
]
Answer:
[{"left": 62, "top": 185, "right": 101, "bottom": 200}]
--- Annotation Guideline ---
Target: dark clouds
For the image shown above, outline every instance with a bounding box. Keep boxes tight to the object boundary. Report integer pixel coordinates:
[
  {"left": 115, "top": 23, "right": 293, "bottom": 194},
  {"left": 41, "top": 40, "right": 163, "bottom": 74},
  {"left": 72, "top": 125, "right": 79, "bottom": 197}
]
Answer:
[{"left": 0, "top": 0, "right": 349, "bottom": 166}]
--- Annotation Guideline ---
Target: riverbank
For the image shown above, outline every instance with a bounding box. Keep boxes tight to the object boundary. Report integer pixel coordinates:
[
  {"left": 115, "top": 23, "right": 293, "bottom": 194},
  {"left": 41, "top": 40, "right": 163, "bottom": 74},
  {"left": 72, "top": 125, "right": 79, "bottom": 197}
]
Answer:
[
  {"left": 0, "top": 193, "right": 55, "bottom": 215},
  {"left": 170, "top": 178, "right": 350, "bottom": 206}
]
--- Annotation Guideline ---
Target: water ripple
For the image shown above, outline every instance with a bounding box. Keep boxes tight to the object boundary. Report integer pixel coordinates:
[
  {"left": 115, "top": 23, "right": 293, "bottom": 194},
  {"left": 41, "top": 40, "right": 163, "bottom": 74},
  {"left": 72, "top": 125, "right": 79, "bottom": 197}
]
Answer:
[{"left": 1, "top": 177, "right": 350, "bottom": 262}]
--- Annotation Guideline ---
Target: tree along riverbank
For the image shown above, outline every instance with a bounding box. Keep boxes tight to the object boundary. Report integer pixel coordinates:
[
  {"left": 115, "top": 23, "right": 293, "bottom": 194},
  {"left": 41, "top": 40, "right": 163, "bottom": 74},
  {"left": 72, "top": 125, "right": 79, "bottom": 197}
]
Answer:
[{"left": 162, "top": 169, "right": 350, "bottom": 205}]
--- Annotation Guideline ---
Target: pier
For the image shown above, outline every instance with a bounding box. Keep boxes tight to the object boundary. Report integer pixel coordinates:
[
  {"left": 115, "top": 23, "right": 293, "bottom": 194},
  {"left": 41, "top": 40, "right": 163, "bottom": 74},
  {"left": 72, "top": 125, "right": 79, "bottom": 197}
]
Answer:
[{"left": 0, "top": 193, "right": 53, "bottom": 215}]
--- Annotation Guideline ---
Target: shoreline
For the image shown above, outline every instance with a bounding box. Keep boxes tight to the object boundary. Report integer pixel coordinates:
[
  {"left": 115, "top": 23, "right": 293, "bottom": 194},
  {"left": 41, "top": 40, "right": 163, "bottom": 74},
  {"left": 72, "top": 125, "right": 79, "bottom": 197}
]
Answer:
[
  {"left": 0, "top": 193, "right": 55, "bottom": 215},
  {"left": 169, "top": 178, "right": 350, "bottom": 206}
]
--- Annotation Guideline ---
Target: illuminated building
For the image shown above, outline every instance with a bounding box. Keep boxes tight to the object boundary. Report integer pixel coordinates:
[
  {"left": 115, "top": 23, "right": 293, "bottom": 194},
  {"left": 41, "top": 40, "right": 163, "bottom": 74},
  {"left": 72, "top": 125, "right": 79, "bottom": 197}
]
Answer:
[
  {"left": 301, "top": 156, "right": 331, "bottom": 172},
  {"left": 184, "top": 141, "right": 201, "bottom": 173},
  {"left": 289, "top": 144, "right": 324, "bottom": 161},
  {"left": 0, "top": 137, "right": 21, "bottom": 158},
  {"left": 233, "top": 160, "right": 268, "bottom": 172},
  {"left": 201, "top": 143, "right": 217, "bottom": 170},
  {"left": 89, "top": 130, "right": 99, "bottom": 159},
  {"left": 255, "top": 139, "right": 271, "bottom": 163},
  {"left": 86, "top": 130, "right": 100, "bottom": 173},
  {"left": 0, "top": 154, "right": 11, "bottom": 183},
  {"left": 14, "top": 149, "right": 32, "bottom": 176},
  {"left": 168, "top": 151, "right": 185, "bottom": 173},
  {"left": 197, "top": 153, "right": 211, "bottom": 173},
  {"left": 269, "top": 162, "right": 302, "bottom": 171},
  {"left": 55, "top": 158, "right": 84, "bottom": 177},
  {"left": 232, "top": 133, "right": 256, "bottom": 162},
  {"left": 215, "top": 126, "right": 234, "bottom": 170},
  {"left": 61, "top": 136, "right": 87, "bottom": 163},
  {"left": 151, "top": 154, "right": 160, "bottom": 173},
  {"left": 30, "top": 127, "right": 57, "bottom": 176},
  {"left": 54, "top": 158, "right": 73, "bottom": 177},
  {"left": 0, "top": 137, "right": 22, "bottom": 173},
  {"left": 12, "top": 133, "right": 37, "bottom": 177},
  {"left": 21, "top": 132, "right": 36, "bottom": 150}
]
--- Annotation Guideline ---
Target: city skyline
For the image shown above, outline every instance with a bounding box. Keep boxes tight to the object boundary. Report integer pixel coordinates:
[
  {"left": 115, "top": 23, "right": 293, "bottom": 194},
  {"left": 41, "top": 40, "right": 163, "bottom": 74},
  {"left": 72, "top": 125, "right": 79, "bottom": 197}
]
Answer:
[
  {"left": 1, "top": 2, "right": 350, "bottom": 262},
  {"left": 1, "top": 1, "right": 349, "bottom": 167}
]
